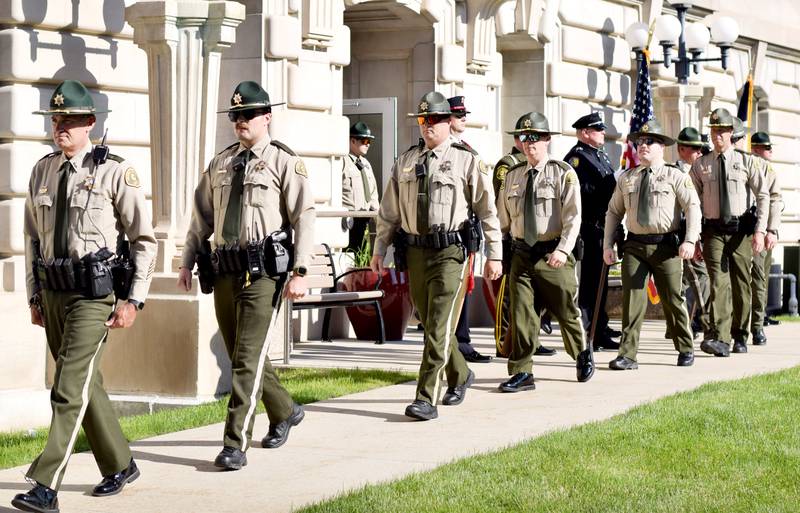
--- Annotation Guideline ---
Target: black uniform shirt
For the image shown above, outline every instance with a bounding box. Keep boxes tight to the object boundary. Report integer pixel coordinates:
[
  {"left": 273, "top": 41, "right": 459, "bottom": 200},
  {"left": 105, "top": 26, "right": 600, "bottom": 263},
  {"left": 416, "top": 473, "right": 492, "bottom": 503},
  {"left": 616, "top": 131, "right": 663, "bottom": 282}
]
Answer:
[{"left": 563, "top": 141, "right": 616, "bottom": 226}]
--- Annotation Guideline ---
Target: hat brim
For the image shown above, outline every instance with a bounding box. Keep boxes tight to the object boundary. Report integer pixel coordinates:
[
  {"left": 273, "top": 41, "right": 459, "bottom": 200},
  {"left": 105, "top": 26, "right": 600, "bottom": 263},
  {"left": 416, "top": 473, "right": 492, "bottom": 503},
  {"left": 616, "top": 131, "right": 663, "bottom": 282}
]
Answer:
[
  {"left": 217, "top": 102, "right": 285, "bottom": 114},
  {"left": 33, "top": 108, "right": 109, "bottom": 115},
  {"left": 706, "top": 122, "right": 733, "bottom": 128},
  {"left": 450, "top": 109, "right": 471, "bottom": 116},
  {"left": 407, "top": 110, "right": 452, "bottom": 118},
  {"left": 351, "top": 134, "right": 376, "bottom": 140},
  {"left": 505, "top": 129, "right": 561, "bottom": 136},
  {"left": 573, "top": 122, "right": 607, "bottom": 130},
  {"left": 631, "top": 131, "right": 675, "bottom": 146},
  {"left": 676, "top": 139, "right": 705, "bottom": 147}
]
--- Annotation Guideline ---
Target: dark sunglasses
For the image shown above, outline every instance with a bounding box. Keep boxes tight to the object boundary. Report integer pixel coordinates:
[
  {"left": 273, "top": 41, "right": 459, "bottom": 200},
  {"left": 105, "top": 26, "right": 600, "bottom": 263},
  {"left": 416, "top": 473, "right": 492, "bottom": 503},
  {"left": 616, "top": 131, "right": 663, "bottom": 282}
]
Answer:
[
  {"left": 636, "top": 137, "right": 659, "bottom": 147},
  {"left": 518, "top": 133, "right": 550, "bottom": 143},
  {"left": 228, "top": 109, "right": 268, "bottom": 122},
  {"left": 359, "top": 138, "right": 372, "bottom": 145},
  {"left": 417, "top": 115, "right": 450, "bottom": 126}
]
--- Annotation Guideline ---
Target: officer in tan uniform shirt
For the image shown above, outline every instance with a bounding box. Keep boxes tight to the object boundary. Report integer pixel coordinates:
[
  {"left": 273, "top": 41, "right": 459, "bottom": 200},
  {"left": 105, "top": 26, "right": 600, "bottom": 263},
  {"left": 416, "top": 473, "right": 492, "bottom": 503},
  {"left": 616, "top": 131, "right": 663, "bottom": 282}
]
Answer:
[
  {"left": 342, "top": 121, "right": 379, "bottom": 252},
  {"left": 689, "top": 108, "right": 769, "bottom": 357},
  {"left": 178, "top": 81, "right": 314, "bottom": 470},
  {"left": 370, "top": 91, "right": 503, "bottom": 421},
  {"left": 15, "top": 80, "right": 156, "bottom": 513},
  {"left": 496, "top": 112, "right": 591, "bottom": 392},
  {"left": 603, "top": 119, "right": 701, "bottom": 370}
]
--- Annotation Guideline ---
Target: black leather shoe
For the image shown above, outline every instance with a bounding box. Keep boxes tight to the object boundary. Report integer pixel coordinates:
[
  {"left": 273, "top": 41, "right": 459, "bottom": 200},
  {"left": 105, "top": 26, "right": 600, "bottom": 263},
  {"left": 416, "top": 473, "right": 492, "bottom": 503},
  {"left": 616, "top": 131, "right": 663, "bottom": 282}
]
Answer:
[
  {"left": 540, "top": 318, "right": 553, "bottom": 335},
  {"left": 404, "top": 400, "right": 438, "bottom": 420},
  {"left": 463, "top": 350, "right": 492, "bottom": 363},
  {"left": 700, "top": 339, "right": 730, "bottom": 357},
  {"left": 214, "top": 446, "right": 247, "bottom": 470},
  {"left": 609, "top": 356, "right": 638, "bottom": 370},
  {"left": 752, "top": 329, "right": 767, "bottom": 345},
  {"left": 12, "top": 484, "right": 58, "bottom": 513},
  {"left": 605, "top": 327, "right": 622, "bottom": 338},
  {"left": 534, "top": 345, "right": 557, "bottom": 356},
  {"left": 92, "top": 458, "right": 140, "bottom": 497},
  {"left": 576, "top": 349, "right": 594, "bottom": 382},
  {"left": 262, "top": 404, "right": 305, "bottom": 449},
  {"left": 765, "top": 316, "right": 781, "bottom": 326},
  {"left": 499, "top": 372, "right": 536, "bottom": 393},
  {"left": 442, "top": 370, "right": 475, "bottom": 406},
  {"left": 732, "top": 338, "right": 748, "bottom": 354},
  {"left": 593, "top": 336, "right": 620, "bottom": 351},
  {"left": 677, "top": 352, "right": 695, "bottom": 367}
]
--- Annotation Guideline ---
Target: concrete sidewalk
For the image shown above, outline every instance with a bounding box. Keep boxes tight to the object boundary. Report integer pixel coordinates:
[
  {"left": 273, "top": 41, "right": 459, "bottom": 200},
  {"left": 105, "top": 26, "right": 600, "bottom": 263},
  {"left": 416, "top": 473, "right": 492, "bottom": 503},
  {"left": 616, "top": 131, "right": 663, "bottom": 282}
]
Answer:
[{"left": 1, "top": 321, "right": 798, "bottom": 513}]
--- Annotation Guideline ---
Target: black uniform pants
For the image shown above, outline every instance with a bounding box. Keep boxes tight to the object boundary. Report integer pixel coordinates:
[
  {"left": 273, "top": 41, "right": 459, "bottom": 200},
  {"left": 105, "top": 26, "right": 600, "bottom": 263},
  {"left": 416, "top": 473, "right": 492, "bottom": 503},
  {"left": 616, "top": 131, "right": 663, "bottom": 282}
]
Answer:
[{"left": 578, "top": 224, "right": 609, "bottom": 336}]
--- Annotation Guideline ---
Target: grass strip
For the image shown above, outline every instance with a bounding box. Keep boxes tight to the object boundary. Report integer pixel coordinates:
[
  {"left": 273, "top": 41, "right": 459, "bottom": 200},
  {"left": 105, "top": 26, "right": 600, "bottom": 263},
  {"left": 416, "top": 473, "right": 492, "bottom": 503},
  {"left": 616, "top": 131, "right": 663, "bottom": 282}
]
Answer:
[
  {"left": 0, "top": 367, "right": 413, "bottom": 470},
  {"left": 301, "top": 366, "right": 800, "bottom": 513}
]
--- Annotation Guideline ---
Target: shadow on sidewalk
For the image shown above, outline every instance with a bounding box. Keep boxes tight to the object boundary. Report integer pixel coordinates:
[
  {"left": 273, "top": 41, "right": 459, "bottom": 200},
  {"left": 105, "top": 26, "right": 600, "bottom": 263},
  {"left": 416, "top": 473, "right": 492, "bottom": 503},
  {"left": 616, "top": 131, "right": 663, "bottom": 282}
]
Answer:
[
  {"left": 132, "top": 440, "right": 220, "bottom": 447},
  {"left": 131, "top": 450, "right": 218, "bottom": 473},
  {"left": 303, "top": 404, "right": 411, "bottom": 423},
  {"left": 0, "top": 482, "right": 89, "bottom": 493}
]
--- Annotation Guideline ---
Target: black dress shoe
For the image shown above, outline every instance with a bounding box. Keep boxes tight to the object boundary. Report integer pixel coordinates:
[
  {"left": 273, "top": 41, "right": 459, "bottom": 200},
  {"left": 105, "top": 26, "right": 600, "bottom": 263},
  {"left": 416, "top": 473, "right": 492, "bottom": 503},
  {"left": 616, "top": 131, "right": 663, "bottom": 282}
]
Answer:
[
  {"left": 700, "top": 339, "right": 730, "bottom": 357},
  {"left": 463, "top": 350, "right": 492, "bottom": 363},
  {"left": 605, "top": 327, "right": 622, "bottom": 338},
  {"left": 404, "top": 400, "right": 438, "bottom": 420},
  {"left": 534, "top": 345, "right": 557, "bottom": 356},
  {"left": 499, "top": 372, "right": 536, "bottom": 393},
  {"left": 576, "top": 349, "right": 594, "bottom": 382},
  {"left": 12, "top": 484, "right": 58, "bottom": 513},
  {"left": 764, "top": 316, "right": 781, "bottom": 326},
  {"left": 752, "top": 329, "right": 767, "bottom": 345},
  {"left": 214, "top": 446, "right": 247, "bottom": 470},
  {"left": 442, "top": 370, "right": 475, "bottom": 406},
  {"left": 608, "top": 356, "right": 638, "bottom": 370},
  {"left": 262, "top": 404, "right": 305, "bottom": 449},
  {"left": 593, "top": 336, "right": 620, "bottom": 351},
  {"left": 540, "top": 319, "right": 553, "bottom": 335},
  {"left": 92, "top": 458, "right": 140, "bottom": 497},
  {"left": 677, "top": 352, "right": 695, "bottom": 367},
  {"left": 732, "top": 338, "right": 748, "bottom": 354}
]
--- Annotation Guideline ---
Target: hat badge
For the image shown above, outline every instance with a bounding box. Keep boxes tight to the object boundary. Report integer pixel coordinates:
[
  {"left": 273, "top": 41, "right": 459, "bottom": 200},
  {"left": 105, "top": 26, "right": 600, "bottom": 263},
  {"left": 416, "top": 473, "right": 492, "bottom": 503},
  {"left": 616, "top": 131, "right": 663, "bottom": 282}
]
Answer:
[
  {"left": 641, "top": 124, "right": 650, "bottom": 132},
  {"left": 232, "top": 93, "right": 243, "bottom": 106},
  {"left": 523, "top": 119, "right": 532, "bottom": 128},
  {"left": 53, "top": 93, "right": 64, "bottom": 107},
  {"left": 711, "top": 114, "right": 718, "bottom": 122},
  {"left": 420, "top": 101, "right": 429, "bottom": 111}
]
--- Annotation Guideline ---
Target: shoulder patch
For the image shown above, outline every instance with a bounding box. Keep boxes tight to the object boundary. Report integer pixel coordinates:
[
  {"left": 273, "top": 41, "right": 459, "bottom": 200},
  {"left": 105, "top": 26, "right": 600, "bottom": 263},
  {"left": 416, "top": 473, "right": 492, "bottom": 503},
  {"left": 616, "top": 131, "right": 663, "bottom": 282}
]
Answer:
[
  {"left": 107, "top": 153, "right": 124, "bottom": 163},
  {"left": 294, "top": 159, "right": 308, "bottom": 177},
  {"left": 271, "top": 139, "right": 297, "bottom": 156},
  {"left": 37, "top": 150, "right": 62, "bottom": 163},
  {"left": 570, "top": 156, "right": 580, "bottom": 168},
  {"left": 124, "top": 167, "right": 141, "bottom": 188},
  {"left": 451, "top": 142, "right": 479, "bottom": 155},
  {"left": 683, "top": 176, "right": 694, "bottom": 189},
  {"left": 478, "top": 160, "right": 490, "bottom": 175},
  {"left": 565, "top": 170, "right": 578, "bottom": 185}
]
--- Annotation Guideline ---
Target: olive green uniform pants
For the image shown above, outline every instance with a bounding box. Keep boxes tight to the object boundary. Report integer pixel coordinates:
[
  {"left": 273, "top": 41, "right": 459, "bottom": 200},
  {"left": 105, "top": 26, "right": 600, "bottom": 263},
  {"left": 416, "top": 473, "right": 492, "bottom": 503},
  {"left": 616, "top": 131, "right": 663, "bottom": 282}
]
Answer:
[
  {"left": 406, "top": 245, "right": 471, "bottom": 405},
  {"left": 213, "top": 275, "right": 294, "bottom": 450},
  {"left": 702, "top": 229, "right": 753, "bottom": 344},
  {"left": 508, "top": 252, "right": 584, "bottom": 375},
  {"left": 751, "top": 248, "right": 773, "bottom": 333},
  {"left": 27, "top": 291, "right": 130, "bottom": 491},
  {"left": 683, "top": 258, "right": 710, "bottom": 332},
  {"left": 618, "top": 241, "right": 694, "bottom": 361}
]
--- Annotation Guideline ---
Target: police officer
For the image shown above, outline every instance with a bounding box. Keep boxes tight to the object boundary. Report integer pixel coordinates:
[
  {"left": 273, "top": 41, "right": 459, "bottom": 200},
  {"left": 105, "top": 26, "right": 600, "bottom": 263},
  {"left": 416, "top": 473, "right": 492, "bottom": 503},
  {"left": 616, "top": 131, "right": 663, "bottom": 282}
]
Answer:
[
  {"left": 342, "top": 121, "right": 379, "bottom": 252},
  {"left": 370, "top": 92, "right": 503, "bottom": 421},
  {"left": 178, "top": 81, "right": 314, "bottom": 469},
  {"left": 14, "top": 80, "right": 157, "bottom": 513},
  {"left": 748, "top": 131, "right": 782, "bottom": 345},
  {"left": 497, "top": 113, "right": 591, "bottom": 391},
  {"left": 564, "top": 112, "right": 620, "bottom": 350},
  {"left": 603, "top": 119, "right": 701, "bottom": 369},
  {"left": 689, "top": 108, "right": 769, "bottom": 357}
]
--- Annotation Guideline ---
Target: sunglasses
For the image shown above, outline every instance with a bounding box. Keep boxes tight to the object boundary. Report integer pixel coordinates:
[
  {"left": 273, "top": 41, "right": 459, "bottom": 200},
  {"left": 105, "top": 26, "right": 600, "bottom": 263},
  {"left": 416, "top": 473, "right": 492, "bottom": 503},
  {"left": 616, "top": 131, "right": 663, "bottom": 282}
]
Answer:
[
  {"left": 416, "top": 115, "right": 450, "bottom": 126},
  {"left": 636, "top": 137, "right": 659, "bottom": 147},
  {"left": 228, "top": 109, "right": 268, "bottom": 122},
  {"left": 359, "top": 138, "right": 372, "bottom": 145},
  {"left": 518, "top": 133, "right": 550, "bottom": 143}
]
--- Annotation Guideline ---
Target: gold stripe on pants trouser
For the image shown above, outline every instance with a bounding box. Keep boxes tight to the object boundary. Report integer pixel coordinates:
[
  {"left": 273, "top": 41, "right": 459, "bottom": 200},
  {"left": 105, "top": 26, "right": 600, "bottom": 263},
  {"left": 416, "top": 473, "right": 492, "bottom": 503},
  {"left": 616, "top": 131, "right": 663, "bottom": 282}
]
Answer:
[
  {"left": 27, "top": 291, "right": 130, "bottom": 490},
  {"left": 702, "top": 228, "right": 753, "bottom": 343},
  {"left": 214, "top": 275, "right": 294, "bottom": 451}
]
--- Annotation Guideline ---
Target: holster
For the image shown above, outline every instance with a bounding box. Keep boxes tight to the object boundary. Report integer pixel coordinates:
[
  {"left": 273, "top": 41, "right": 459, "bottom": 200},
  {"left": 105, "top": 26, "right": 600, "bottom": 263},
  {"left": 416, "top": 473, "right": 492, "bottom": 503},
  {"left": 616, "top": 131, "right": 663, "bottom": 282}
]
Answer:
[
  {"left": 262, "top": 230, "right": 293, "bottom": 277},
  {"left": 111, "top": 240, "right": 135, "bottom": 300},
  {"left": 458, "top": 216, "right": 483, "bottom": 254},
  {"left": 196, "top": 240, "right": 215, "bottom": 294},
  {"left": 393, "top": 229, "right": 409, "bottom": 272},
  {"left": 738, "top": 206, "right": 758, "bottom": 235}
]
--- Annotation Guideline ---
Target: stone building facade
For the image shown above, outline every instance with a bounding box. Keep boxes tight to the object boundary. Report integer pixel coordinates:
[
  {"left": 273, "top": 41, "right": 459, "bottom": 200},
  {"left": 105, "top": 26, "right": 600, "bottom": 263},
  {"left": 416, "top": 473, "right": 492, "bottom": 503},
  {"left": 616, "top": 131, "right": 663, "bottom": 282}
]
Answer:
[{"left": 1, "top": 0, "right": 798, "bottom": 430}]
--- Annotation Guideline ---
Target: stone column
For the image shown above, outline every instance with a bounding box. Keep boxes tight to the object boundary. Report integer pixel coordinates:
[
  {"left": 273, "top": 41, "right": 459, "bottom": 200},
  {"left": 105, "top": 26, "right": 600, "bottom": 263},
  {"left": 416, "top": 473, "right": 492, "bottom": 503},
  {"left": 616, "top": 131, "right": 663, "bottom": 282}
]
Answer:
[{"left": 653, "top": 84, "right": 714, "bottom": 162}]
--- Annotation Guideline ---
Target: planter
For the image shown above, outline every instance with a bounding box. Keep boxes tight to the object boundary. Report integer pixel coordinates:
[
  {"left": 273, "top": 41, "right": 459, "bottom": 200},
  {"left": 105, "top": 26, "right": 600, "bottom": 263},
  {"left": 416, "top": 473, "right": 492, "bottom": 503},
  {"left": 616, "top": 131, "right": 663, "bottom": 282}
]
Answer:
[{"left": 340, "top": 268, "right": 413, "bottom": 341}]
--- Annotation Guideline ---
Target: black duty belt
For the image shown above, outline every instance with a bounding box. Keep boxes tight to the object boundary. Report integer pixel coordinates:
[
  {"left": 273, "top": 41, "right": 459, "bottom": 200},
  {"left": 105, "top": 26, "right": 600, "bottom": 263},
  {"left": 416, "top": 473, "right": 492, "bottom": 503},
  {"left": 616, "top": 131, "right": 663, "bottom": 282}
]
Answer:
[
  {"left": 626, "top": 232, "right": 678, "bottom": 245},
  {"left": 702, "top": 217, "right": 740, "bottom": 234},
  {"left": 406, "top": 231, "right": 462, "bottom": 249},
  {"left": 512, "top": 238, "right": 560, "bottom": 256}
]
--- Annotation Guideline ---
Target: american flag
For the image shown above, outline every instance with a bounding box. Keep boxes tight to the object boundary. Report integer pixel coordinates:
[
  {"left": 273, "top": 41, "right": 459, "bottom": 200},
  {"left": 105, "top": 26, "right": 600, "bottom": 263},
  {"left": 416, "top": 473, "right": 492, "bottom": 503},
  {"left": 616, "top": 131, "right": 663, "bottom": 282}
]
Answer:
[{"left": 622, "top": 49, "right": 654, "bottom": 169}]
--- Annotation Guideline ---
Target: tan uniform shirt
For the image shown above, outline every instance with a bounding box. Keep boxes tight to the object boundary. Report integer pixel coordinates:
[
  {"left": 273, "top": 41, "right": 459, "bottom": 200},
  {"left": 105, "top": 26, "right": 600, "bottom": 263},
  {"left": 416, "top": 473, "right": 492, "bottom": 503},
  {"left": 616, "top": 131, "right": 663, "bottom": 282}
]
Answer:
[
  {"left": 342, "top": 154, "right": 379, "bottom": 211},
  {"left": 24, "top": 143, "right": 157, "bottom": 302},
  {"left": 181, "top": 135, "right": 316, "bottom": 270},
  {"left": 374, "top": 135, "right": 502, "bottom": 259},
  {"left": 497, "top": 158, "right": 582, "bottom": 255},
  {"left": 604, "top": 162, "right": 701, "bottom": 249},
  {"left": 764, "top": 161, "right": 782, "bottom": 232},
  {"left": 689, "top": 147, "right": 769, "bottom": 233},
  {"left": 676, "top": 159, "right": 691, "bottom": 173}
]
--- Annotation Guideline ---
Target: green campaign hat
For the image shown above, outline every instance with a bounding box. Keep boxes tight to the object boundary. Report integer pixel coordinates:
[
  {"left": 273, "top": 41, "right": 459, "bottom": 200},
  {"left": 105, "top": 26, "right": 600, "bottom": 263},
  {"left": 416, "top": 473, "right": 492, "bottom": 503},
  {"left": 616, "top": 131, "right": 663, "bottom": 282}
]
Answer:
[
  {"left": 506, "top": 112, "right": 560, "bottom": 135},
  {"left": 676, "top": 127, "right": 704, "bottom": 147},
  {"left": 349, "top": 121, "right": 375, "bottom": 140},
  {"left": 707, "top": 107, "right": 735, "bottom": 128},
  {"left": 218, "top": 81, "right": 284, "bottom": 113},
  {"left": 629, "top": 118, "right": 675, "bottom": 146},
  {"left": 408, "top": 91, "right": 451, "bottom": 117},
  {"left": 751, "top": 131, "right": 772, "bottom": 147},
  {"left": 33, "top": 80, "right": 108, "bottom": 116},
  {"left": 731, "top": 117, "right": 746, "bottom": 140}
]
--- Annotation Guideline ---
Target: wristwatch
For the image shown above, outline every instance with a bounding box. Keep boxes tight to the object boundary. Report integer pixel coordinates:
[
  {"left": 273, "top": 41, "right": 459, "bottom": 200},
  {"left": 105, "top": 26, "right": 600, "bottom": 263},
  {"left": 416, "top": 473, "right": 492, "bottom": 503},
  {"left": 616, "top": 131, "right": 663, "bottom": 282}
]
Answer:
[
  {"left": 292, "top": 266, "right": 308, "bottom": 277},
  {"left": 767, "top": 229, "right": 778, "bottom": 237},
  {"left": 128, "top": 299, "right": 145, "bottom": 310}
]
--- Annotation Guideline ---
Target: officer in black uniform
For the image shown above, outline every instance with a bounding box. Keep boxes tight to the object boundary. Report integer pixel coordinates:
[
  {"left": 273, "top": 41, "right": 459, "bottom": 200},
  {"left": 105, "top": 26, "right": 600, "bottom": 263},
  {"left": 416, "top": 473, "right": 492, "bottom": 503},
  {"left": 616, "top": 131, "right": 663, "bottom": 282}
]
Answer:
[{"left": 564, "top": 113, "right": 619, "bottom": 350}]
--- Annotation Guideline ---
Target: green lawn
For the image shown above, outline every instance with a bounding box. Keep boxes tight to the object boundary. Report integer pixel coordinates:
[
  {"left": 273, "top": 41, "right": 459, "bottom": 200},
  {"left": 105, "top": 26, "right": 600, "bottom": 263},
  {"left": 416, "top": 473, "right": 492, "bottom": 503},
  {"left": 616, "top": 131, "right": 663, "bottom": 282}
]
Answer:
[
  {"left": 301, "top": 367, "right": 800, "bottom": 513},
  {"left": 772, "top": 314, "right": 800, "bottom": 322},
  {"left": 0, "top": 367, "right": 413, "bottom": 470}
]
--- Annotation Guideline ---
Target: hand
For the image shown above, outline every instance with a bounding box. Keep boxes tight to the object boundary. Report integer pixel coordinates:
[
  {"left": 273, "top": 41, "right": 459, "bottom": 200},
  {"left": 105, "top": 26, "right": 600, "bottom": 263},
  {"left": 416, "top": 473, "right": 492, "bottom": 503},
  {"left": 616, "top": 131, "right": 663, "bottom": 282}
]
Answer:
[
  {"left": 692, "top": 241, "right": 704, "bottom": 263},
  {"left": 603, "top": 248, "right": 617, "bottom": 266},
  {"left": 284, "top": 275, "right": 307, "bottom": 300},
  {"left": 370, "top": 255, "right": 385, "bottom": 274},
  {"left": 105, "top": 301, "right": 138, "bottom": 329},
  {"left": 546, "top": 250, "right": 568, "bottom": 268},
  {"left": 678, "top": 242, "right": 695, "bottom": 260},
  {"left": 752, "top": 232, "right": 765, "bottom": 254},
  {"left": 765, "top": 232, "right": 778, "bottom": 251},
  {"left": 177, "top": 267, "right": 193, "bottom": 292},
  {"left": 30, "top": 305, "right": 45, "bottom": 328},
  {"left": 484, "top": 260, "right": 502, "bottom": 280}
]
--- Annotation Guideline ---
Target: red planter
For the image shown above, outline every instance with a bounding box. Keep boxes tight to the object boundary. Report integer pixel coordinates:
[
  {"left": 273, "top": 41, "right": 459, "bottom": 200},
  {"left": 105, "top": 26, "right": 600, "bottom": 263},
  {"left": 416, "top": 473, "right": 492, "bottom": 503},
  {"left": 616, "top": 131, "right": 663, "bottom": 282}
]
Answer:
[{"left": 340, "top": 268, "right": 413, "bottom": 341}]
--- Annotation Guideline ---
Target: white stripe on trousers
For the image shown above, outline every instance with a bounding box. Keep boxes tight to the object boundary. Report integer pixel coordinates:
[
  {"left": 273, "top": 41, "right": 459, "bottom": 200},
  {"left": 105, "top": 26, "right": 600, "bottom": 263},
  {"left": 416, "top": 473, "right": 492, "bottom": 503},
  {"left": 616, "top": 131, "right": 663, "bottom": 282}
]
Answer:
[{"left": 432, "top": 258, "right": 469, "bottom": 404}]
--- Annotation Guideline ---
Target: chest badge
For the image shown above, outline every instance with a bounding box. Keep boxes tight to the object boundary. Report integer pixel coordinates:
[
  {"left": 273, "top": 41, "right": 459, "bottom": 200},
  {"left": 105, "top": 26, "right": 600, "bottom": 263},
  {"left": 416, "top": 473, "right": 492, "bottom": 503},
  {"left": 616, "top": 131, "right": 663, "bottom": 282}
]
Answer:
[
  {"left": 83, "top": 176, "right": 96, "bottom": 190},
  {"left": 38, "top": 186, "right": 48, "bottom": 194},
  {"left": 439, "top": 161, "right": 452, "bottom": 172}
]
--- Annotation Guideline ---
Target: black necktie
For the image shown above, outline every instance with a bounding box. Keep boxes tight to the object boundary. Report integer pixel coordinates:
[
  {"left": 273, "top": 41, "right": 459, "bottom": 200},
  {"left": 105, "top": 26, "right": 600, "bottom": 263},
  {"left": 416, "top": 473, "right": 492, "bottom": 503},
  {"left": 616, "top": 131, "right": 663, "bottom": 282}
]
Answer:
[
  {"left": 222, "top": 150, "right": 250, "bottom": 244},
  {"left": 523, "top": 168, "right": 538, "bottom": 245},
  {"left": 718, "top": 154, "right": 731, "bottom": 222},
  {"left": 637, "top": 167, "right": 652, "bottom": 226},
  {"left": 355, "top": 157, "right": 372, "bottom": 203},
  {"left": 416, "top": 151, "right": 430, "bottom": 234},
  {"left": 53, "top": 161, "right": 71, "bottom": 258}
]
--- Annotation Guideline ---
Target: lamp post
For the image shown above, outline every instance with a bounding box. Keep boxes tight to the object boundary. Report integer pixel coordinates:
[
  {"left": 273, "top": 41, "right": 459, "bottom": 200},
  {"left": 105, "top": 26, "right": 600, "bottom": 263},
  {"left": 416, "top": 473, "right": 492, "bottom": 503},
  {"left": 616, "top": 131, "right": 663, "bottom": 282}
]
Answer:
[{"left": 624, "top": 1, "right": 740, "bottom": 84}]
